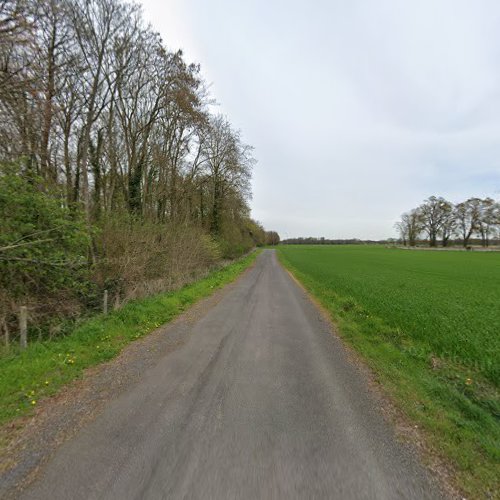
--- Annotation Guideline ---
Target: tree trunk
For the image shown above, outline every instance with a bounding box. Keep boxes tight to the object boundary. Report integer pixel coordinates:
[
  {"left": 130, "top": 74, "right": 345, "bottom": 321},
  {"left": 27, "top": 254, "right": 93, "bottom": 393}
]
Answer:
[{"left": 40, "top": 21, "right": 57, "bottom": 181}]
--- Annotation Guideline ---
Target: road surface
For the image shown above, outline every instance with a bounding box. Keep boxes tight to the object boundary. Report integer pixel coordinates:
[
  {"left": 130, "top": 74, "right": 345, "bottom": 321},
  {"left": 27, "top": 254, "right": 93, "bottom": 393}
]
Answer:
[{"left": 21, "top": 250, "right": 439, "bottom": 499}]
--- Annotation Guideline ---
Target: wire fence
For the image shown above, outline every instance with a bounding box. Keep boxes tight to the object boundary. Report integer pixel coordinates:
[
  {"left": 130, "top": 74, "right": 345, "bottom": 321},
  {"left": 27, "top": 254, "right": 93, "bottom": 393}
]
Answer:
[{"left": 0, "top": 254, "right": 242, "bottom": 354}]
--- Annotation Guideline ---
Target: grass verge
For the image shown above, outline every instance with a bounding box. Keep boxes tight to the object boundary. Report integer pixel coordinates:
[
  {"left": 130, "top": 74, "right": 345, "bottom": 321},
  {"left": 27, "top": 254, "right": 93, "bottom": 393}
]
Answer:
[
  {"left": 0, "top": 251, "right": 259, "bottom": 427},
  {"left": 277, "top": 247, "right": 499, "bottom": 499}
]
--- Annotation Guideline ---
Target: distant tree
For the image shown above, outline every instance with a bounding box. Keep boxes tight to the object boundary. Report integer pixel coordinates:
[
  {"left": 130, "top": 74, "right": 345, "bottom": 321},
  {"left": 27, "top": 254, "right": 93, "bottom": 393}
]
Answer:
[
  {"left": 281, "top": 237, "right": 383, "bottom": 245},
  {"left": 440, "top": 202, "right": 456, "bottom": 247},
  {"left": 476, "top": 198, "right": 499, "bottom": 247},
  {"left": 394, "top": 221, "right": 406, "bottom": 246},
  {"left": 418, "top": 196, "right": 452, "bottom": 247},
  {"left": 397, "top": 196, "right": 500, "bottom": 248},
  {"left": 245, "top": 219, "right": 266, "bottom": 246},
  {"left": 395, "top": 209, "right": 421, "bottom": 246},
  {"left": 265, "top": 231, "right": 280, "bottom": 246},
  {"left": 454, "top": 198, "right": 481, "bottom": 247}
]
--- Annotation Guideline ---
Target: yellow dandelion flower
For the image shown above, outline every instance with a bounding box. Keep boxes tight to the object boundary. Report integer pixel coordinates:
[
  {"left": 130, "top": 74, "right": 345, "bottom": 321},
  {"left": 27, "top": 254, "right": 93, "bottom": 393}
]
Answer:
[
  {"left": 31, "top": 400, "right": 36, "bottom": 405},
  {"left": 465, "top": 378, "right": 473, "bottom": 385}
]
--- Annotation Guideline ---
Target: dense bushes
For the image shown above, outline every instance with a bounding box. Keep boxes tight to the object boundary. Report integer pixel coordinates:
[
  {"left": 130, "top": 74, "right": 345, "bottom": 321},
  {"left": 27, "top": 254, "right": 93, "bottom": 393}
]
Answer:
[
  {"left": 93, "top": 215, "right": 222, "bottom": 302},
  {"left": 0, "top": 162, "right": 265, "bottom": 342},
  {"left": 0, "top": 161, "right": 269, "bottom": 344},
  {"left": 0, "top": 163, "right": 92, "bottom": 331}
]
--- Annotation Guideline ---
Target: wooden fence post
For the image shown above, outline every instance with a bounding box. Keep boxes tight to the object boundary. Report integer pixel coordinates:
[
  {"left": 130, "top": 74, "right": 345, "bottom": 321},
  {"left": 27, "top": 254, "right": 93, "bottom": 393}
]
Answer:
[
  {"left": 103, "top": 289, "right": 108, "bottom": 315},
  {"left": 19, "top": 306, "right": 27, "bottom": 349}
]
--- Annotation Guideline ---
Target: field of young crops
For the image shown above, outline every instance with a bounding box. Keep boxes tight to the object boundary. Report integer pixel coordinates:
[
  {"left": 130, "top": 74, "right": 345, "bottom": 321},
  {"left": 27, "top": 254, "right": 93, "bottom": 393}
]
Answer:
[{"left": 277, "top": 245, "right": 499, "bottom": 497}]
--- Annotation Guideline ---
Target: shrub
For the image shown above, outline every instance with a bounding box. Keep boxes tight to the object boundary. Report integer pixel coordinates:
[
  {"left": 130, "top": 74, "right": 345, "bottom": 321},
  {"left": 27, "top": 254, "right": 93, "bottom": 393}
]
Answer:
[
  {"left": 0, "top": 162, "right": 92, "bottom": 332},
  {"left": 93, "top": 215, "right": 222, "bottom": 302}
]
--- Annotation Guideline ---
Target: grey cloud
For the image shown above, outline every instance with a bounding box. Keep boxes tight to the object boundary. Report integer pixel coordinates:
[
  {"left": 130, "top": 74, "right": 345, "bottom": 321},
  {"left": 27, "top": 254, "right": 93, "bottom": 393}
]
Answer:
[{"left": 141, "top": 0, "right": 500, "bottom": 239}]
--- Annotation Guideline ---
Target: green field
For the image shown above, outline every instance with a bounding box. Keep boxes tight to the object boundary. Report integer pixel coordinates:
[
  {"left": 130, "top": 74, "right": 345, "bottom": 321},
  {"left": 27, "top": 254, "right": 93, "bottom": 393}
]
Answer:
[{"left": 277, "top": 245, "right": 499, "bottom": 498}]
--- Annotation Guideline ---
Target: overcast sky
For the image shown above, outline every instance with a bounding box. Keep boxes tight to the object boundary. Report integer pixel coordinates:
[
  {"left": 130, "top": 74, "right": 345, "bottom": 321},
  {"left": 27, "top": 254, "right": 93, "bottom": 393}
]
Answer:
[{"left": 140, "top": 0, "right": 500, "bottom": 239}]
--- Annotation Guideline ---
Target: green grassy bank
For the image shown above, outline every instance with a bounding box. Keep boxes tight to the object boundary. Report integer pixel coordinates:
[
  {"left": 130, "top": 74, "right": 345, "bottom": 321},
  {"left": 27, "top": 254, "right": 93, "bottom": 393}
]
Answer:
[
  {"left": 277, "top": 245, "right": 499, "bottom": 499},
  {"left": 0, "top": 251, "right": 259, "bottom": 427}
]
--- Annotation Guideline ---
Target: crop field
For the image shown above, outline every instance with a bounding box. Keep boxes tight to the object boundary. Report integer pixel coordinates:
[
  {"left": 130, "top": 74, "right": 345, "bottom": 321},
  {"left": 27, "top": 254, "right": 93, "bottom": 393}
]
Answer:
[{"left": 277, "top": 245, "right": 499, "bottom": 497}]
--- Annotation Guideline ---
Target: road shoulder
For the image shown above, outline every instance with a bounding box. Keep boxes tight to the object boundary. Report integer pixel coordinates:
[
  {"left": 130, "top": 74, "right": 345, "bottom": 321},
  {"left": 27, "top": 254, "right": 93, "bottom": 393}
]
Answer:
[{"left": 0, "top": 262, "right": 254, "bottom": 499}]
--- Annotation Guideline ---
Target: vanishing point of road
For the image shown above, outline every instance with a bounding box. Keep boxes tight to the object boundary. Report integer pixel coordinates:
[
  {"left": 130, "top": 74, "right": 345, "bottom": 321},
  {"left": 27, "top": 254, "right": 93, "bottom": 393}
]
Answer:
[{"left": 20, "top": 250, "right": 439, "bottom": 499}]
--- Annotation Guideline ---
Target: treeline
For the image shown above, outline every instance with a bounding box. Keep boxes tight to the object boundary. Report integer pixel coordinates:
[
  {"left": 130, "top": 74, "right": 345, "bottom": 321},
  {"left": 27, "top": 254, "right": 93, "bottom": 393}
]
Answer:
[
  {"left": 0, "top": 0, "right": 277, "bottom": 339},
  {"left": 281, "top": 238, "right": 386, "bottom": 245},
  {"left": 265, "top": 231, "right": 280, "bottom": 245},
  {"left": 396, "top": 196, "right": 500, "bottom": 247}
]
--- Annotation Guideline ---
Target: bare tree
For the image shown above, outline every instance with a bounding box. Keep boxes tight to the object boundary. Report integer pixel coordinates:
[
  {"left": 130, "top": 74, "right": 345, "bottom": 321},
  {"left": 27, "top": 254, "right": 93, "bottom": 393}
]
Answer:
[
  {"left": 70, "top": 0, "right": 129, "bottom": 217},
  {"left": 265, "top": 231, "right": 280, "bottom": 246},
  {"left": 476, "top": 198, "right": 499, "bottom": 247},
  {"left": 440, "top": 202, "right": 455, "bottom": 247},
  {"left": 454, "top": 198, "right": 481, "bottom": 247},
  {"left": 36, "top": 0, "right": 72, "bottom": 180},
  {"left": 418, "top": 196, "right": 452, "bottom": 247},
  {"left": 396, "top": 209, "right": 421, "bottom": 246},
  {"left": 199, "top": 115, "right": 254, "bottom": 235}
]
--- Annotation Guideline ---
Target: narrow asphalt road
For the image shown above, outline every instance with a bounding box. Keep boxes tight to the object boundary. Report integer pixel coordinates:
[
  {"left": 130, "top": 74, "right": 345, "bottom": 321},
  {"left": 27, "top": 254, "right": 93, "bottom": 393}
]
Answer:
[{"left": 21, "top": 250, "right": 439, "bottom": 499}]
